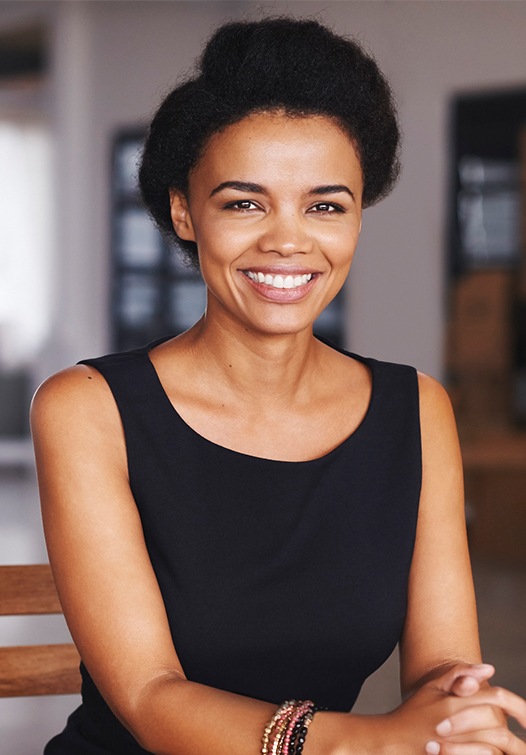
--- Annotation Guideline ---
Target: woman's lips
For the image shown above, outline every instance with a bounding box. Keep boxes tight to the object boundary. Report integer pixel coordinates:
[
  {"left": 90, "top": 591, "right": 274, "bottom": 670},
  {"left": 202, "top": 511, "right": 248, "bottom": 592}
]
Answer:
[{"left": 240, "top": 269, "right": 319, "bottom": 302}]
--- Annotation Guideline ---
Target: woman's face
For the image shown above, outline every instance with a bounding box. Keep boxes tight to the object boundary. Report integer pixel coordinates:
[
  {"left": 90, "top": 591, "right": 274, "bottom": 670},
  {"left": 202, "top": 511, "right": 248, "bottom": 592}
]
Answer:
[{"left": 170, "top": 111, "right": 363, "bottom": 338}]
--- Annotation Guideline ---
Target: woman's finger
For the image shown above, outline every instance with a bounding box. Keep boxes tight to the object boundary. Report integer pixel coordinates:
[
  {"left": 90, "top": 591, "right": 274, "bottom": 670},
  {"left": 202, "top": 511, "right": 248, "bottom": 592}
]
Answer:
[
  {"left": 427, "top": 727, "right": 526, "bottom": 755},
  {"left": 435, "top": 703, "right": 505, "bottom": 736},
  {"left": 436, "top": 686, "right": 526, "bottom": 729},
  {"left": 433, "top": 664, "right": 495, "bottom": 695},
  {"left": 475, "top": 688, "right": 526, "bottom": 729},
  {"left": 450, "top": 675, "right": 484, "bottom": 698}
]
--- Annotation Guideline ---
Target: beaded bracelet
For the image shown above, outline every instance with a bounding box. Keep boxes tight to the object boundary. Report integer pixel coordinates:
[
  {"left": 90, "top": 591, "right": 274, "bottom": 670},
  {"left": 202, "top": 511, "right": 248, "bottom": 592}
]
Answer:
[
  {"left": 271, "top": 714, "right": 291, "bottom": 755},
  {"left": 282, "top": 700, "right": 314, "bottom": 755},
  {"left": 262, "top": 700, "right": 296, "bottom": 755},
  {"left": 261, "top": 700, "right": 319, "bottom": 755},
  {"left": 290, "top": 707, "right": 316, "bottom": 755}
]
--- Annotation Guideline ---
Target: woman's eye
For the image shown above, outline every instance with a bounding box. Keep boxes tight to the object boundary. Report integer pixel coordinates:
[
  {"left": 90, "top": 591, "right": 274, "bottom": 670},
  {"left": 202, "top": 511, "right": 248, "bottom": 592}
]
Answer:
[
  {"left": 224, "top": 200, "right": 259, "bottom": 211},
  {"left": 310, "top": 202, "right": 345, "bottom": 214}
]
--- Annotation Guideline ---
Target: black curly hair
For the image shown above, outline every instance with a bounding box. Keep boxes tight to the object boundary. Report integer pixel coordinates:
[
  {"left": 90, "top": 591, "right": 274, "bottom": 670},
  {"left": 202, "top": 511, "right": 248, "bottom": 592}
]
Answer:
[{"left": 139, "top": 17, "right": 401, "bottom": 263}]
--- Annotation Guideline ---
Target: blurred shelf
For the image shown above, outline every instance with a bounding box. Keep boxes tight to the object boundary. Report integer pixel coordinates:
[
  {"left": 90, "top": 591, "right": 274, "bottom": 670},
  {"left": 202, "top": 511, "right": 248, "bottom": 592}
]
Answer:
[
  {"left": 462, "top": 432, "right": 526, "bottom": 566},
  {"left": 461, "top": 432, "right": 526, "bottom": 469}
]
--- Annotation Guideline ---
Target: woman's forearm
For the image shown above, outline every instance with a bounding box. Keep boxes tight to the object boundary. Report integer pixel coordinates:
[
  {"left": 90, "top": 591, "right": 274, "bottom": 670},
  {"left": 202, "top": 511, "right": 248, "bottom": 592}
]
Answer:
[
  {"left": 123, "top": 673, "right": 386, "bottom": 755},
  {"left": 127, "top": 674, "right": 276, "bottom": 755},
  {"left": 105, "top": 661, "right": 524, "bottom": 755}
]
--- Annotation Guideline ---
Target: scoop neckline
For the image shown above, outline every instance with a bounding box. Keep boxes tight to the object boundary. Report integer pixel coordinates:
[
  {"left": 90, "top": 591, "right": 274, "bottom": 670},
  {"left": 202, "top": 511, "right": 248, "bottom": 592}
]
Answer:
[{"left": 142, "top": 338, "right": 377, "bottom": 465}]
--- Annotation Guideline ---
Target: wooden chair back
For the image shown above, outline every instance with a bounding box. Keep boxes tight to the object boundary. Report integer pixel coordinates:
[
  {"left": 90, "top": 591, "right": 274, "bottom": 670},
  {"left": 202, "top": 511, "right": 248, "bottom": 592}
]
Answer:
[{"left": 0, "top": 564, "right": 81, "bottom": 697}]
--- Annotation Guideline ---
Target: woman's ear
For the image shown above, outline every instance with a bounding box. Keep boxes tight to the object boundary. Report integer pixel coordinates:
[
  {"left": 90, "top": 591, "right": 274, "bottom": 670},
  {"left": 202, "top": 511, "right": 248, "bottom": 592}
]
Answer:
[{"left": 169, "top": 189, "right": 196, "bottom": 241}]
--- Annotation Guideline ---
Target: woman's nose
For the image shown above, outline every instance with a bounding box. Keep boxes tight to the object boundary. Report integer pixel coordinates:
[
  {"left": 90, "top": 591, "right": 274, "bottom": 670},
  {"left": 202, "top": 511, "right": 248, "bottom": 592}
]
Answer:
[{"left": 257, "top": 211, "right": 314, "bottom": 256}]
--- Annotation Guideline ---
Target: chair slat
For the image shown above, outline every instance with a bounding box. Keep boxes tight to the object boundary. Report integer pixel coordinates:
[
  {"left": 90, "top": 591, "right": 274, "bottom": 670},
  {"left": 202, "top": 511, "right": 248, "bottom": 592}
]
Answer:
[
  {"left": 0, "top": 564, "right": 62, "bottom": 615},
  {"left": 0, "top": 644, "right": 81, "bottom": 697}
]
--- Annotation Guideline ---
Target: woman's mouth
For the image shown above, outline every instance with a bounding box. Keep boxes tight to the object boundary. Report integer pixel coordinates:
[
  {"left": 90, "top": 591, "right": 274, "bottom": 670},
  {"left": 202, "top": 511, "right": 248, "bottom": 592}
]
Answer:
[
  {"left": 240, "top": 269, "right": 319, "bottom": 302},
  {"left": 242, "top": 271, "right": 314, "bottom": 289}
]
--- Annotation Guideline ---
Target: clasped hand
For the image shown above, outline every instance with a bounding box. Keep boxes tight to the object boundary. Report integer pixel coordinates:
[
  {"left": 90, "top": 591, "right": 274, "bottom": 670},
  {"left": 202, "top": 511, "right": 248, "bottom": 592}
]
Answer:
[{"left": 388, "top": 663, "right": 526, "bottom": 754}]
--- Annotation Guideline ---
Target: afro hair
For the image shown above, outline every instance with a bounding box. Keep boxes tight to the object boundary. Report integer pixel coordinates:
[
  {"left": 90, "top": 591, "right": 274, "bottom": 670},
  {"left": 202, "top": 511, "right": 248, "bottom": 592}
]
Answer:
[{"left": 139, "top": 17, "right": 401, "bottom": 263}]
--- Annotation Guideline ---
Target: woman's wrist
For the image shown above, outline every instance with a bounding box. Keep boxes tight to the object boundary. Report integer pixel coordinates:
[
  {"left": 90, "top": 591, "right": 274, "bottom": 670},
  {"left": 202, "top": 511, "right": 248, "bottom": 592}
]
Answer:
[{"left": 303, "top": 710, "right": 391, "bottom": 755}]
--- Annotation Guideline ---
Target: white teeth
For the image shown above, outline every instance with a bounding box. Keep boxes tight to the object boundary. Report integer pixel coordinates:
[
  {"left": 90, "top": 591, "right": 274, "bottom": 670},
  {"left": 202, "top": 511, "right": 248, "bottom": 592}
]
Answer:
[{"left": 245, "top": 271, "right": 313, "bottom": 289}]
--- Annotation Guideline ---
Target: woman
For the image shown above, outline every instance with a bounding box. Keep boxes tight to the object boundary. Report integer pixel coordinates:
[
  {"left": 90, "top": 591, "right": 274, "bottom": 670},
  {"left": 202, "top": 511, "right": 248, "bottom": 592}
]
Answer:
[{"left": 31, "top": 17, "right": 526, "bottom": 755}]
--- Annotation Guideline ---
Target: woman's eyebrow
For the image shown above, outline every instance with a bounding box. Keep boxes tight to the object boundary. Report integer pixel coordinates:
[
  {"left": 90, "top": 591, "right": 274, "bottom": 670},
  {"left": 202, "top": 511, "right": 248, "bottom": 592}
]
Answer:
[
  {"left": 209, "top": 181, "right": 355, "bottom": 200},
  {"left": 308, "top": 184, "right": 355, "bottom": 199},
  {"left": 209, "top": 181, "right": 266, "bottom": 197}
]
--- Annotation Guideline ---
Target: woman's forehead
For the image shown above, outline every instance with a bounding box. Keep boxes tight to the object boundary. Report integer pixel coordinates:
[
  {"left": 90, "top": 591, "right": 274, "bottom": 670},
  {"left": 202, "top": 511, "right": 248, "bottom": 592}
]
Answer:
[
  {"left": 191, "top": 111, "right": 363, "bottom": 190},
  {"left": 206, "top": 110, "right": 354, "bottom": 150}
]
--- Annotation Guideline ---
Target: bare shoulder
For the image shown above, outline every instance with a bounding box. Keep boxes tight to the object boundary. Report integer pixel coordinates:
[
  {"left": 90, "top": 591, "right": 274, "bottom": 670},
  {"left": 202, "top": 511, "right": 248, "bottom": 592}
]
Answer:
[
  {"left": 32, "top": 363, "right": 109, "bottom": 408},
  {"left": 416, "top": 370, "right": 458, "bottom": 437},
  {"left": 415, "top": 371, "right": 463, "bottom": 484},
  {"left": 31, "top": 364, "right": 125, "bottom": 464},
  {"left": 417, "top": 371, "right": 454, "bottom": 415},
  {"left": 31, "top": 364, "right": 116, "bottom": 426}
]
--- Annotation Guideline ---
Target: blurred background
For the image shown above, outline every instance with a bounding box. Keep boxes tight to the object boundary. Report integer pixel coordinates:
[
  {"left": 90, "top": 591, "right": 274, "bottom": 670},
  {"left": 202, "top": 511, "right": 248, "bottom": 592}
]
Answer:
[{"left": 0, "top": 0, "right": 525, "bottom": 751}]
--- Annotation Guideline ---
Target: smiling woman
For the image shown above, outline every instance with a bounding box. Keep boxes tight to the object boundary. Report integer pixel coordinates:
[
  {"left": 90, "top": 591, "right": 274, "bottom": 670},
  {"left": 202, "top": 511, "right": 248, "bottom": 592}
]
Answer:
[
  {"left": 168, "top": 113, "right": 362, "bottom": 338},
  {"left": 30, "top": 16, "right": 526, "bottom": 755}
]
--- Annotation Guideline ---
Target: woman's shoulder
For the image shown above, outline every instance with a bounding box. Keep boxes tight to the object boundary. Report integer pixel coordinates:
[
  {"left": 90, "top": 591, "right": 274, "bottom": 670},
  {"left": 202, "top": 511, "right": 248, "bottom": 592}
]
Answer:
[
  {"left": 31, "top": 363, "right": 121, "bottom": 444},
  {"left": 414, "top": 371, "right": 461, "bottom": 470},
  {"left": 31, "top": 363, "right": 129, "bottom": 480},
  {"left": 32, "top": 363, "right": 112, "bottom": 411},
  {"left": 416, "top": 371, "right": 456, "bottom": 425}
]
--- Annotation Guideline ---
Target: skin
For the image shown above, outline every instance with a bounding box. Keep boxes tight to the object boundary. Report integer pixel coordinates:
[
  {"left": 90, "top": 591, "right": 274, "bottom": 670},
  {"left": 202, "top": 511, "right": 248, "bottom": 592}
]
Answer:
[{"left": 31, "top": 112, "right": 526, "bottom": 754}]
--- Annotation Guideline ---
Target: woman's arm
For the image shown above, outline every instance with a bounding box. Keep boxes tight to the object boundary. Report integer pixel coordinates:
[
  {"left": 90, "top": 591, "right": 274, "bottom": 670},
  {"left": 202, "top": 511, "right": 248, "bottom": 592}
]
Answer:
[
  {"left": 391, "top": 373, "right": 526, "bottom": 753},
  {"left": 400, "top": 373, "right": 481, "bottom": 693}
]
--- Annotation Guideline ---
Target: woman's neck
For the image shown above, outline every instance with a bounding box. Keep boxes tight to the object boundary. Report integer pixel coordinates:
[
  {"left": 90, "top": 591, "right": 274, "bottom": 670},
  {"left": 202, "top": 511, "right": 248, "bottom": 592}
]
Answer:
[{"left": 181, "top": 312, "right": 326, "bottom": 408}]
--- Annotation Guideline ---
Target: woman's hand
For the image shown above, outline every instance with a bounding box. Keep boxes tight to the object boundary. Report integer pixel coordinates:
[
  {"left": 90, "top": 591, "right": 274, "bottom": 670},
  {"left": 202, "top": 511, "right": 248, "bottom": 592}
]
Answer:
[
  {"left": 362, "top": 663, "right": 526, "bottom": 755},
  {"left": 424, "top": 668, "right": 526, "bottom": 755},
  {"left": 420, "top": 663, "right": 526, "bottom": 755}
]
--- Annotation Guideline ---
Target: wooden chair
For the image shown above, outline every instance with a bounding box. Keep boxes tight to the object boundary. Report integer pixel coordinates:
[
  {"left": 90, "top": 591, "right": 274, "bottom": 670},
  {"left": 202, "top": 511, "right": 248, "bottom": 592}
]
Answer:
[{"left": 0, "top": 564, "right": 81, "bottom": 697}]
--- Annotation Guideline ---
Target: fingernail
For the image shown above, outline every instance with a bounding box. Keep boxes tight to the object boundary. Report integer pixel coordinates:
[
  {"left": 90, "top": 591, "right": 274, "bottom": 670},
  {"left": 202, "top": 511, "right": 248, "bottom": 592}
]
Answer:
[
  {"left": 425, "top": 742, "right": 441, "bottom": 755},
  {"left": 436, "top": 719, "right": 452, "bottom": 736}
]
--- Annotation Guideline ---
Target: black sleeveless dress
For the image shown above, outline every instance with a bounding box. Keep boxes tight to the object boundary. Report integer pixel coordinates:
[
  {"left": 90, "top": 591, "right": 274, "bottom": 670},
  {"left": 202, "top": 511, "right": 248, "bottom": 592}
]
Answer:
[{"left": 44, "top": 337, "right": 422, "bottom": 754}]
